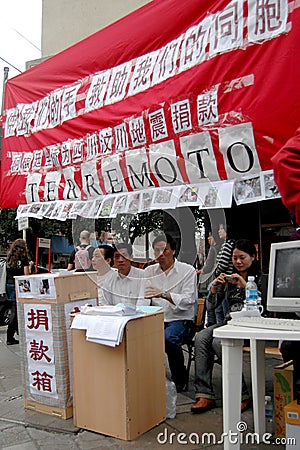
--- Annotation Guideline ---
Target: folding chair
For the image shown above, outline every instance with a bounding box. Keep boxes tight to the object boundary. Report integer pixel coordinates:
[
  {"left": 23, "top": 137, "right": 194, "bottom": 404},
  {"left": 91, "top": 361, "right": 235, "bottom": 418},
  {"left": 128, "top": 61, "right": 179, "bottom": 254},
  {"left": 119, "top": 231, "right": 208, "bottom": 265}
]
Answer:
[{"left": 183, "top": 298, "right": 206, "bottom": 391}]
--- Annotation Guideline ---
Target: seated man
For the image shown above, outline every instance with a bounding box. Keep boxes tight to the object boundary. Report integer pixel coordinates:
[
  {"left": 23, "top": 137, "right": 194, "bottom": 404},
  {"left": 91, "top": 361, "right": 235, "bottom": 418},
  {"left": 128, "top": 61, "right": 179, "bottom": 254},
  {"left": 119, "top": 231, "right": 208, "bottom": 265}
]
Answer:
[
  {"left": 144, "top": 234, "right": 197, "bottom": 392},
  {"left": 92, "top": 242, "right": 148, "bottom": 306},
  {"left": 92, "top": 245, "right": 115, "bottom": 305}
]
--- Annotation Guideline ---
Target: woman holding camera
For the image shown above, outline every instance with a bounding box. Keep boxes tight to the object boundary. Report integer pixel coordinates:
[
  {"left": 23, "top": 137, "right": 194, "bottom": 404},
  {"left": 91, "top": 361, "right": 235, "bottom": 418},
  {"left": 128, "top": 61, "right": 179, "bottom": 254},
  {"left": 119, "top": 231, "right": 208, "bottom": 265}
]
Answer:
[{"left": 191, "top": 239, "right": 260, "bottom": 414}]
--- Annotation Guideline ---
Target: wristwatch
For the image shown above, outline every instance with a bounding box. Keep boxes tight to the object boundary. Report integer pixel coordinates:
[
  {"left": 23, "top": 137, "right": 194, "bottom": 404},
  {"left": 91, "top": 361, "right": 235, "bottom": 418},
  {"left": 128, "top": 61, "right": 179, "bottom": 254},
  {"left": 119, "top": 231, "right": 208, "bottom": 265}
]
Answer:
[{"left": 161, "top": 291, "right": 168, "bottom": 299}]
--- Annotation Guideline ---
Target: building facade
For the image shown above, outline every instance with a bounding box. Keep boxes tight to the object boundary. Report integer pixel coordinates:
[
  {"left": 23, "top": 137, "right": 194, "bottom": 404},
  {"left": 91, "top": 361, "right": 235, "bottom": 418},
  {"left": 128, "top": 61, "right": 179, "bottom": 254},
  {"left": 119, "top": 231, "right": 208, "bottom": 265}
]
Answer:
[{"left": 41, "top": 0, "right": 151, "bottom": 57}]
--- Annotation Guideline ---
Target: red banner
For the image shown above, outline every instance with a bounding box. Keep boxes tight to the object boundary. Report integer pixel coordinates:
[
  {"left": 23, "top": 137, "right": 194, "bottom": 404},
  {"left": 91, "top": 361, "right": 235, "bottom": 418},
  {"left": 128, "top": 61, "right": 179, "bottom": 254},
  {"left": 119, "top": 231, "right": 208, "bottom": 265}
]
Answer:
[{"left": 1, "top": 0, "right": 299, "bottom": 213}]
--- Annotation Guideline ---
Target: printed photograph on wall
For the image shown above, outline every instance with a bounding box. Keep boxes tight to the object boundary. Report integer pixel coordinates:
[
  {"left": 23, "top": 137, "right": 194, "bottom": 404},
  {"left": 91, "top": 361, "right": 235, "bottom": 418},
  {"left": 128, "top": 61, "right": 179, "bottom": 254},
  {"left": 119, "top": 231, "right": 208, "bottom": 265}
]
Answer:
[
  {"left": 263, "top": 171, "right": 281, "bottom": 199},
  {"left": 111, "top": 194, "right": 128, "bottom": 216},
  {"left": 234, "top": 176, "right": 263, "bottom": 205},
  {"left": 178, "top": 185, "right": 200, "bottom": 206}
]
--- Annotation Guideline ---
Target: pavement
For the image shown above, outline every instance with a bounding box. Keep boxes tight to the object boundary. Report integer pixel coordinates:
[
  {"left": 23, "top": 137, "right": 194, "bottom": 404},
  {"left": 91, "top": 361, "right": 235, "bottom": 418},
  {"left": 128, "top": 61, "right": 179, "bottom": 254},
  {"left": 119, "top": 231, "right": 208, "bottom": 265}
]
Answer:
[{"left": 0, "top": 325, "right": 288, "bottom": 450}]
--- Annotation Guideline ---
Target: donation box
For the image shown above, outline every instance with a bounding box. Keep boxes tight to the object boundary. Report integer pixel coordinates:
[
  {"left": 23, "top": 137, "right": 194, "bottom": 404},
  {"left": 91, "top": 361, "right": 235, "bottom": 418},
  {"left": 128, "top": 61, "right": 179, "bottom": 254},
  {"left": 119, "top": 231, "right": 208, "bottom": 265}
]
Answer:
[
  {"left": 72, "top": 311, "right": 166, "bottom": 440},
  {"left": 16, "top": 271, "right": 97, "bottom": 419}
]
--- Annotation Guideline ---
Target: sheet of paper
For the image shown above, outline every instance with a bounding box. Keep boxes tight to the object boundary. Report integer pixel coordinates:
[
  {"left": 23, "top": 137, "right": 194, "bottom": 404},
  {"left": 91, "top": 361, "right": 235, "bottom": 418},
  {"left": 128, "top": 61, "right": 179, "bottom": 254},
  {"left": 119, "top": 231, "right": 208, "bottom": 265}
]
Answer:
[
  {"left": 71, "top": 313, "right": 144, "bottom": 346},
  {"left": 86, "top": 316, "right": 127, "bottom": 341},
  {"left": 137, "top": 305, "right": 163, "bottom": 314}
]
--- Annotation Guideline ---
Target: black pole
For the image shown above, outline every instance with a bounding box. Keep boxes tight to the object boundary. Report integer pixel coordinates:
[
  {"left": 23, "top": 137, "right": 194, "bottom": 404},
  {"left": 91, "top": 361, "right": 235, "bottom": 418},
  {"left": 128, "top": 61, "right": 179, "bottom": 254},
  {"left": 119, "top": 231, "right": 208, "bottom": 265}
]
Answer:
[{"left": 1, "top": 66, "right": 9, "bottom": 117}]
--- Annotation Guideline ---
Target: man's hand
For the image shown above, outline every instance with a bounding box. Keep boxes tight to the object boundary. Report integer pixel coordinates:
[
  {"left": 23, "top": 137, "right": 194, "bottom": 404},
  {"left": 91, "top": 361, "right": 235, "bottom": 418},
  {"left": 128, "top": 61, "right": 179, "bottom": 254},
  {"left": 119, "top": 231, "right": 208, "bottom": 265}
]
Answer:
[
  {"left": 144, "top": 285, "right": 174, "bottom": 304},
  {"left": 144, "top": 285, "right": 162, "bottom": 299}
]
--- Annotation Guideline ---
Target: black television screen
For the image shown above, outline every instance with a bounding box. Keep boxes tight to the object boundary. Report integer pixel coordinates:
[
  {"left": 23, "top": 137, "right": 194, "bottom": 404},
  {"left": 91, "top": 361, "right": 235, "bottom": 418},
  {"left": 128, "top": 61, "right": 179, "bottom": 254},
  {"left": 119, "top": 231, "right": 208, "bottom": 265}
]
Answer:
[{"left": 273, "top": 248, "right": 300, "bottom": 298}]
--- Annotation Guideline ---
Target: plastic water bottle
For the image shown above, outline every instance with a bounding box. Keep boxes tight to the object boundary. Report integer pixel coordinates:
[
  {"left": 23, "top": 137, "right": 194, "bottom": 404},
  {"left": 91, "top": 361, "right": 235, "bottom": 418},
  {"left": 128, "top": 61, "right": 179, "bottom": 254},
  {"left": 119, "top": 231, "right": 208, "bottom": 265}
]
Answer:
[
  {"left": 166, "top": 379, "right": 177, "bottom": 419},
  {"left": 265, "top": 395, "right": 274, "bottom": 434},
  {"left": 245, "top": 276, "right": 258, "bottom": 310}
]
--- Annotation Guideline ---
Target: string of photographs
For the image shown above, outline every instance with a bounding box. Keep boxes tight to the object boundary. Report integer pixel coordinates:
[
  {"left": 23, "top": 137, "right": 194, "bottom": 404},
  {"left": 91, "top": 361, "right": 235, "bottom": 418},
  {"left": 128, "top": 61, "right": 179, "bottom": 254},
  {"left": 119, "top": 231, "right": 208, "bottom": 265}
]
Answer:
[{"left": 16, "top": 170, "right": 280, "bottom": 221}]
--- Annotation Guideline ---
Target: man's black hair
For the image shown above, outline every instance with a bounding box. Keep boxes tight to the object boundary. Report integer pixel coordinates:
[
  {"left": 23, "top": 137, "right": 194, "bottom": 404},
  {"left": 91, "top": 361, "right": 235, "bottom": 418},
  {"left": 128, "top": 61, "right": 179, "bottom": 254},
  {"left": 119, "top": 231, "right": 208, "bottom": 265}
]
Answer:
[
  {"left": 98, "top": 244, "right": 115, "bottom": 265},
  {"left": 152, "top": 233, "right": 177, "bottom": 251},
  {"left": 114, "top": 242, "right": 133, "bottom": 256}
]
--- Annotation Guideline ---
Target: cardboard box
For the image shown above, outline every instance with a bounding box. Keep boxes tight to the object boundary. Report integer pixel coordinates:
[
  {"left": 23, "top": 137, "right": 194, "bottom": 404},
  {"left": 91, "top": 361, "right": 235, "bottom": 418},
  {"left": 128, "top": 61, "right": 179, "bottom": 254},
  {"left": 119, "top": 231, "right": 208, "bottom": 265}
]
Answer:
[
  {"left": 274, "top": 361, "right": 294, "bottom": 438},
  {"left": 24, "top": 399, "right": 73, "bottom": 419},
  {"left": 16, "top": 271, "right": 97, "bottom": 304},
  {"left": 72, "top": 312, "right": 166, "bottom": 440},
  {"left": 285, "top": 400, "right": 300, "bottom": 450},
  {"left": 17, "top": 272, "right": 98, "bottom": 418}
]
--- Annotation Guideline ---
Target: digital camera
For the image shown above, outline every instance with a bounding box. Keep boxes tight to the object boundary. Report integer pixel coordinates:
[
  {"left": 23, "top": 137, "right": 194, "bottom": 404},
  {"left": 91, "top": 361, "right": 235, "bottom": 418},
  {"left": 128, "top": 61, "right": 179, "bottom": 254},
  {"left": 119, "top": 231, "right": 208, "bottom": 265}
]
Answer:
[{"left": 224, "top": 275, "right": 237, "bottom": 283}]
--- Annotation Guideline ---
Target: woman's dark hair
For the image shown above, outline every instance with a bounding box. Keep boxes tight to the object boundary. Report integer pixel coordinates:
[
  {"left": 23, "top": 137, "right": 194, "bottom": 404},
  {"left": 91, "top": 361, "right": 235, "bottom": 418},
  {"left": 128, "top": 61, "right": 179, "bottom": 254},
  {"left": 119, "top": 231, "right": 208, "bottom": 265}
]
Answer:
[
  {"left": 234, "top": 239, "right": 256, "bottom": 257},
  {"left": 233, "top": 239, "right": 260, "bottom": 279},
  {"left": 7, "top": 239, "right": 29, "bottom": 269}
]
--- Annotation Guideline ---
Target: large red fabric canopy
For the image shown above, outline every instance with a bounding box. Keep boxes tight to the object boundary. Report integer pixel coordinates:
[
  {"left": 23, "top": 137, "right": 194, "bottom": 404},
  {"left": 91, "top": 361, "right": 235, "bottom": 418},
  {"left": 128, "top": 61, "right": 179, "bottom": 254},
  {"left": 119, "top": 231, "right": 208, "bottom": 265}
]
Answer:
[{"left": 1, "top": 0, "right": 299, "bottom": 215}]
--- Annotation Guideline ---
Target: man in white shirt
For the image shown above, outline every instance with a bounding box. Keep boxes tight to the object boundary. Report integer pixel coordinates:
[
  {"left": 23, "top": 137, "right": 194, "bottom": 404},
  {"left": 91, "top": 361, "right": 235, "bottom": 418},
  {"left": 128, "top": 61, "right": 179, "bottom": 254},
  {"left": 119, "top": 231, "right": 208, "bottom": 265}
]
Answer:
[
  {"left": 92, "top": 245, "right": 115, "bottom": 304},
  {"left": 144, "top": 234, "right": 197, "bottom": 392},
  {"left": 92, "top": 242, "right": 148, "bottom": 306}
]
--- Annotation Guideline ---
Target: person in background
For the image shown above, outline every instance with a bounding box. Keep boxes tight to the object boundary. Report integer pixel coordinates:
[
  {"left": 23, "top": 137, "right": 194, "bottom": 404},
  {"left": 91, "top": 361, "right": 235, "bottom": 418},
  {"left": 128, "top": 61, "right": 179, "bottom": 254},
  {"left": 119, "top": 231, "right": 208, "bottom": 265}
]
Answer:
[
  {"left": 191, "top": 239, "right": 260, "bottom": 413},
  {"left": 67, "top": 230, "right": 95, "bottom": 271},
  {"left": 210, "top": 223, "right": 236, "bottom": 322},
  {"left": 289, "top": 213, "right": 300, "bottom": 241},
  {"left": 6, "top": 239, "right": 31, "bottom": 345},
  {"left": 99, "top": 231, "right": 114, "bottom": 246},
  {"left": 198, "top": 232, "right": 221, "bottom": 277},
  {"left": 92, "top": 242, "right": 148, "bottom": 306},
  {"left": 100, "top": 231, "right": 109, "bottom": 244},
  {"left": 272, "top": 127, "right": 300, "bottom": 226},
  {"left": 144, "top": 234, "right": 197, "bottom": 392},
  {"left": 214, "top": 224, "right": 235, "bottom": 277},
  {"left": 198, "top": 231, "right": 222, "bottom": 327},
  {"left": 90, "top": 231, "right": 101, "bottom": 248}
]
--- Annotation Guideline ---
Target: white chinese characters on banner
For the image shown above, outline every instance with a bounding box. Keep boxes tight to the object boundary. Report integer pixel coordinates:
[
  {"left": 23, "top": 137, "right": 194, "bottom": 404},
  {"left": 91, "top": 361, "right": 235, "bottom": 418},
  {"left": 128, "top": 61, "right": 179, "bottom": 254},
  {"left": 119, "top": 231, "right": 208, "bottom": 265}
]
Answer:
[
  {"left": 179, "top": 16, "right": 212, "bottom": 72},
  {"left": 85, "top": 70, "right": 111, "bottom": 112},
  {"left": 24, "top": 303, "right": 58, "bottom": 399},
  {"left": 3, "top": 0, "right": 289, "bottom": 140},
  {"left": 247, "top": 0, "right": 288, "bottom": 42}
]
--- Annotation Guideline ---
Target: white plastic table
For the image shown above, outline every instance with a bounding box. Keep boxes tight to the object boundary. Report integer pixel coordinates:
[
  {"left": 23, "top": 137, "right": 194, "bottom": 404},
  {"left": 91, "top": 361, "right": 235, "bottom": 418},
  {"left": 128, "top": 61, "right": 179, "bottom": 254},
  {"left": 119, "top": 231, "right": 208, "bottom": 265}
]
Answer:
[{"left": 213, "top": 324, "right": 300, "bottom": 450}]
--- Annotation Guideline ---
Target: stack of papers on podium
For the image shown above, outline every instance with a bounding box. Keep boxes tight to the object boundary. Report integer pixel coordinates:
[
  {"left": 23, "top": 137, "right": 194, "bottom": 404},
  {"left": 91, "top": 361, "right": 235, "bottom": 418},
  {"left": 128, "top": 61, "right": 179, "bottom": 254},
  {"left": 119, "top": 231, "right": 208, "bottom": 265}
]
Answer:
[
  {"left": 71, "top": 304, "right": 163, "bottom": 347},
  {"left": 71, "top": 314, "right": 141, "bottom": 346},
  {"left": 80, "top": 305, "right": 125, "bottom": 316}
]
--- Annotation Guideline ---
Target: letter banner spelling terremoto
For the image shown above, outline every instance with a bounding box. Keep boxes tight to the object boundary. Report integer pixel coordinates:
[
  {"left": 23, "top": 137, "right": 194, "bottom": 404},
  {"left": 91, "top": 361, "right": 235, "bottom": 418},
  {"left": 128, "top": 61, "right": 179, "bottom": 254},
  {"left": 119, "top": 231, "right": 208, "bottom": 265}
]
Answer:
[{"left": 1, "top": 0, "right": 298, "bottom": 218}]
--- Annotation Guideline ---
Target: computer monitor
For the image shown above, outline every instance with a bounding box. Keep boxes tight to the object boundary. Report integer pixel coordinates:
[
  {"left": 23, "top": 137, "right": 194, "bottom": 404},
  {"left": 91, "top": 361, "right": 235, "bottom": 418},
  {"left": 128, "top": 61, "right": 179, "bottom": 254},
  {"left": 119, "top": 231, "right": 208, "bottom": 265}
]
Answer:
[{"left": 267, "top": 240, "right": 300, "bottom": 312}]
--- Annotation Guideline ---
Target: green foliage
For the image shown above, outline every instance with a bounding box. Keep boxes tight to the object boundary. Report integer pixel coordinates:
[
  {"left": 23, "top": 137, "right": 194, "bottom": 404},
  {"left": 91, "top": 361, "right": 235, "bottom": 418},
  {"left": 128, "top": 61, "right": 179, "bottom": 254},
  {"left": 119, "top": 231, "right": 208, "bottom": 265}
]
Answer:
[
  {"left": 0, "top": 208, "right": 19, "bottom": 251},
  {"left": 111, "top": 211, "right": 164, "bottom": 243},
  {"left": 0, "top": 208, "right": 73, "bottom": 254},
  {"left": 0, "top": 206, "right": 205, "bottom": 256}
]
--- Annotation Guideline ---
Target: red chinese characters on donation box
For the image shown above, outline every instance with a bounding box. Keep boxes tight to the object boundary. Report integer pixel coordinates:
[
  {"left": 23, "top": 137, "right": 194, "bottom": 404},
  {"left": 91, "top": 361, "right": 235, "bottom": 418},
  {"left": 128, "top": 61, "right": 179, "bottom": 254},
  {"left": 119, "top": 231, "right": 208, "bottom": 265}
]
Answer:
[{"left": 24, "top": 304, "right": 58, "bottom": 399}]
